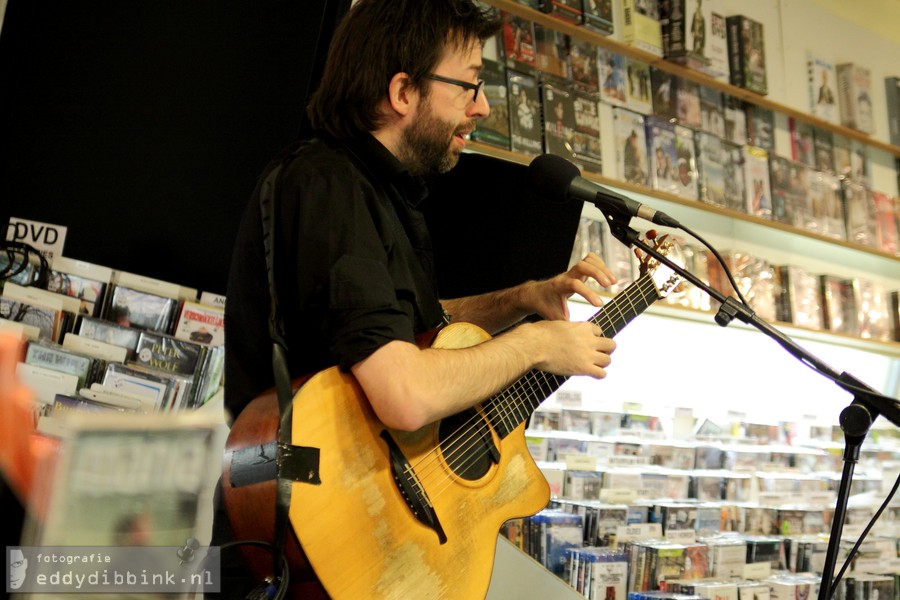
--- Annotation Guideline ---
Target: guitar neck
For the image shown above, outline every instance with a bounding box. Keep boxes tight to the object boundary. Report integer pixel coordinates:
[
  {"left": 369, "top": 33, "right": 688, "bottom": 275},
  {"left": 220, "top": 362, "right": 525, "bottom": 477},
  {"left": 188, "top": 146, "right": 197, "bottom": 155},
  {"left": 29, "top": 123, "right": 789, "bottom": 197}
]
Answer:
[{"left": 483, "top": 271, "right": 661, "bottom": 439}]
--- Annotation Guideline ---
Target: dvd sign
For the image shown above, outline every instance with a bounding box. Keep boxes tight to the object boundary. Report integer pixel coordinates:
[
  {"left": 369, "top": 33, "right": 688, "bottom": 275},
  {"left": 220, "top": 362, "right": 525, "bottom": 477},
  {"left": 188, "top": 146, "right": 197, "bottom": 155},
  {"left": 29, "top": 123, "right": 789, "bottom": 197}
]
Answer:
[{"left": 5, "top": 216, "right": 68, "bottom": 262}]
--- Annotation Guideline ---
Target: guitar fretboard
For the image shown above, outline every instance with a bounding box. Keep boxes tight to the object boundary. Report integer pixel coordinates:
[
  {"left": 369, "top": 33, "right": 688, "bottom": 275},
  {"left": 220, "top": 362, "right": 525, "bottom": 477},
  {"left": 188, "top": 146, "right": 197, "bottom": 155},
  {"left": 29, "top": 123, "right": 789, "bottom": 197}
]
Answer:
[{"left": 483, "top": 271, "right": 661, "bottom": 439}]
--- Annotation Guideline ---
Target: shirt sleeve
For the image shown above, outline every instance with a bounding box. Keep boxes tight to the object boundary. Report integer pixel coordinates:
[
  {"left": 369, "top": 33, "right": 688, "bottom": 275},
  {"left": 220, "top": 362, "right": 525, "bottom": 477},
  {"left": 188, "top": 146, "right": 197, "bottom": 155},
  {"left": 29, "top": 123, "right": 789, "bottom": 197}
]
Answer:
[{"left": 279, "top": 152, "right": 418, "bottom": 373}]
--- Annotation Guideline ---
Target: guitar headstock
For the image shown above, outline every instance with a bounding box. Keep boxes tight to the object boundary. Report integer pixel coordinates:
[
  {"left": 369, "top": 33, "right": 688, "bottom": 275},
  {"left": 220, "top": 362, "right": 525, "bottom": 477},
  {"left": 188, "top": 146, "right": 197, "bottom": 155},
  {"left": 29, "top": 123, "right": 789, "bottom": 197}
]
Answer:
[{"left": 635, "top": 230, "right": 684, "bottom": 299}]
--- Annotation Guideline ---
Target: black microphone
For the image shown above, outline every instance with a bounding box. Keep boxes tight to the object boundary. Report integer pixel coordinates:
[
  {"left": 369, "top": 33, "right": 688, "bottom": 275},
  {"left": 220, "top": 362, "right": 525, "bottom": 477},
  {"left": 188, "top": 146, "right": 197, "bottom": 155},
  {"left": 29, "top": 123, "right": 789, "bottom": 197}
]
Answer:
[{"left": 527, "top": 154, "right": 681, "bottom": 228}]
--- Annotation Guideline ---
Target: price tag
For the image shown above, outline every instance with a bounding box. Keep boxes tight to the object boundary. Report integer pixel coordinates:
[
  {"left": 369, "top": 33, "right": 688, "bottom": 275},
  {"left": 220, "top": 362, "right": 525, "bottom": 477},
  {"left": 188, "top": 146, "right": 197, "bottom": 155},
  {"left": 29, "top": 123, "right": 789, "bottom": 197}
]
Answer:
[
  {"left": 600, "top": 488, "right": 638, "bottom": 504},
  {"left": 615, "top": 523, "right": 662, "bottom": 543},
  {"left": 607, "top": 455, "right": 650, "bottom": 467},
  {"left": 555, "top": 390, "right": 582, "bottom": 407},
  {"left": 852, "top": 558, "right": 882, "bottom": 573},
  {"left": 880, "top": 557, "right": 900, "bottom": 573},
  {"left": 665, "top": 529, "right": 696, "bottom": 544},
  {"left": 757, "top": 492, "right": 793, "bottom": 506},
  {"left": 805, "top": 491, "right": 835, "bottom": 506},
  {"left": 743, "top": 562, "right": 772, "bottom": 579},
  {"left": 565, "top": 454, "right": 598, "bottom": 471}
]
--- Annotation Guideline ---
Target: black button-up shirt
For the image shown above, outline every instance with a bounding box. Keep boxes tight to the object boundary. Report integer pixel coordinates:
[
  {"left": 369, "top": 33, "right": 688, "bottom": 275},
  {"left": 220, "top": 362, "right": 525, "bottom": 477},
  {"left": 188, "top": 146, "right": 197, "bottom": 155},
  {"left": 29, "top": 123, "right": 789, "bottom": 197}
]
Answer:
[{"left": 224, "top": 134, "right": 444, "bottom": 417}]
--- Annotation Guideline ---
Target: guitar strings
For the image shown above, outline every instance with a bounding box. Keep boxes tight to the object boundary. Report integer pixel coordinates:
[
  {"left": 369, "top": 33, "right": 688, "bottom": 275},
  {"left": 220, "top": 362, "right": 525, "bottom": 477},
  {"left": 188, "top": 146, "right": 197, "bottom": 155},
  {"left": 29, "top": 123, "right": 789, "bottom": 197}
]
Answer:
[
  {"left": 408, "top": 275, "right": 661, "bottom": 504},
  {"left": 417, "top": 275, "right": 659, "bottom": 504},
  {"left": 413, "top": 274, "right": 658, "bottom": 491}
]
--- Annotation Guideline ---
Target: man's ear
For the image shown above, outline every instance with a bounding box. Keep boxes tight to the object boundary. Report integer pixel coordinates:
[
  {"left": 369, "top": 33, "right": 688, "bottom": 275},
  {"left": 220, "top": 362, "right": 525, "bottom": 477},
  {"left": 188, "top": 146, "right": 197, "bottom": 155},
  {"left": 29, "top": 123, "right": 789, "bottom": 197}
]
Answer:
[{"left": 387, "top": 72, "right": 418, "bottom": 117}]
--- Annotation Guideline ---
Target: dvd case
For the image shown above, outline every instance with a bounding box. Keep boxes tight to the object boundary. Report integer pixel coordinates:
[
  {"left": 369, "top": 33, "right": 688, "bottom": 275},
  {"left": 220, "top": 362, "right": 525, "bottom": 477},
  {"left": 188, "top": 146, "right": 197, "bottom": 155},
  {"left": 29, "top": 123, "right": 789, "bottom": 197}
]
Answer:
[
  {"left": 507, "top": 69, "right": 543, "bottom": 157},
  {"left": 698, "top": 85, "right": 725, "bottom": 137},
  {"left": 614, "top": 107, "right": 650, "bottom": 186},
  {"left": 820, "top": 275, "right": 858, "bottom": 336},
  {"left": 598, "top": 47, "right": 627, "bottom": 106},
  {"left": 806, "top": 51, "right": 839, "bottom": 124},
  {"left": 645, "top": 115, "right": 679, "bottom": 195},
  {"left": 743, "top": 146, "right": 772, "bottom": 219},
  {"left": 469, "top": 58, "right": 511, "bottom": 150},
  {"left": 571, "top": 90, "right": 603, "bottom": 173},
  {"left": 837, "top": 62, "right": 875, "bottom": 133},
  {"left": 674, "top": 124, "right": 699, "bottom": 199},
  {"left": 541, "top": 79, "right": 578, "bottom": 163},
  {"left": 842, "top": 180, "right": 877, "bottom": 247},
  {"left": 624, "top": 57, "right": 653, "bottom": 114},
  {"left": 569, "top": 37, "right": 600, "bottom": 94}
]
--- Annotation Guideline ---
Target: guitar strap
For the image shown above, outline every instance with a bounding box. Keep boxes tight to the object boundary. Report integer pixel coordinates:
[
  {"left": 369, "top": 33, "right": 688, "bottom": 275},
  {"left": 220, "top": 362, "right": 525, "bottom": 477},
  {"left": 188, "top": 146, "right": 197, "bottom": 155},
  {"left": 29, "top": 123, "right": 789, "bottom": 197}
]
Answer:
[{"left": 257, "top": 149, "right": 322, "bottom": 588}]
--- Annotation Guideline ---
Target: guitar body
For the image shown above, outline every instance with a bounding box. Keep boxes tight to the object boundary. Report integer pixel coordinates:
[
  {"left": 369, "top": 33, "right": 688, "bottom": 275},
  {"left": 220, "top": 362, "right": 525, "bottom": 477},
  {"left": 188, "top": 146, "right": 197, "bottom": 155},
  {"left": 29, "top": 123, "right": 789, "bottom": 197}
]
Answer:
[
  {"left": 224, "top": 235, "right": 682, "bottom": 598},
  {"left": 223, "top": 322, "right": 551, "bottom": 600}
]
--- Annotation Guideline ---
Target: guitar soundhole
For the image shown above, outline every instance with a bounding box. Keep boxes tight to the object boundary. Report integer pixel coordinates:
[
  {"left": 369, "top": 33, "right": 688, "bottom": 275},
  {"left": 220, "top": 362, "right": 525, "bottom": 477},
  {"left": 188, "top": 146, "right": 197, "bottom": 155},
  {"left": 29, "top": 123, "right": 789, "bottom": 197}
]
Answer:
[{"left": 438, "top": 409, "right": 499, "bottom": 481}]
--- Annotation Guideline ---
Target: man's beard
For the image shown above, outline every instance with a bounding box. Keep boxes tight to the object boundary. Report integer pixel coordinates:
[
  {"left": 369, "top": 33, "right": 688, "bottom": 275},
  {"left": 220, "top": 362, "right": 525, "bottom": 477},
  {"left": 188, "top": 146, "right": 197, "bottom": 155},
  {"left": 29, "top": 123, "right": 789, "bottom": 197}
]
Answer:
[{"left": 398, "top": 100, "right": 474, "bottom": 176}]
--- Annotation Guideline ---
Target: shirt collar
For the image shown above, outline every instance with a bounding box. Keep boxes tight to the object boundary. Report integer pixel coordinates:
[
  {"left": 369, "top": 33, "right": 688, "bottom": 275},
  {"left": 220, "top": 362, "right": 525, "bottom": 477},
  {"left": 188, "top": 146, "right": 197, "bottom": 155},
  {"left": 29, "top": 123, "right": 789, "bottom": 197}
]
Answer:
[{"left": 342, "top": 133, "right": 429, "bottom": 207}]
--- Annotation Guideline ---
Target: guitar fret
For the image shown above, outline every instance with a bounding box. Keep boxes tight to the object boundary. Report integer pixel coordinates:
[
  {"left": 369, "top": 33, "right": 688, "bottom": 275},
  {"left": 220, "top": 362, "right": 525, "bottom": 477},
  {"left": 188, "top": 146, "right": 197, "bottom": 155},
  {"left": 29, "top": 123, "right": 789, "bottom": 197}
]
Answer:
[{"left": 485, "top": 271, "right": 663, "bottom": 440}]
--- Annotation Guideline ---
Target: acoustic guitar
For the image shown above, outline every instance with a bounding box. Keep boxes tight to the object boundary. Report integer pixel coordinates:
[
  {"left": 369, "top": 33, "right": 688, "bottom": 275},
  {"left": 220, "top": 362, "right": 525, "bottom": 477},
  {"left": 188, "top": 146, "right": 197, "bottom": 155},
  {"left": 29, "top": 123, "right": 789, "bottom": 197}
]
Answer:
[{"left": 223, "top": 234, "right": 682, "bottom": 599}]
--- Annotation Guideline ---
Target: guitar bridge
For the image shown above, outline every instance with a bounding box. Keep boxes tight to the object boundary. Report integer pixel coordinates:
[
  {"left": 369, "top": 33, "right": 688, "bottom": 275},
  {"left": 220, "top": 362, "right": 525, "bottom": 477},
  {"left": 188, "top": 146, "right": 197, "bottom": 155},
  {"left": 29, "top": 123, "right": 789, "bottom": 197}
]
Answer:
[{"left": 380, "top": 430, "right": 447, "bottom": 544}]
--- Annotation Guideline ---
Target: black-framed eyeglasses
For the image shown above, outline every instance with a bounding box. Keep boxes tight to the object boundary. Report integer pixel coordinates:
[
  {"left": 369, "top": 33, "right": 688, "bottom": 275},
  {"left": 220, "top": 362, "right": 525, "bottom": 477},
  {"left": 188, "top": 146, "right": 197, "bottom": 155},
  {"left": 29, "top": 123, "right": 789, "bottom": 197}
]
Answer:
[{"left": 423, "top": 73, "right": 485, "bottom": 102}]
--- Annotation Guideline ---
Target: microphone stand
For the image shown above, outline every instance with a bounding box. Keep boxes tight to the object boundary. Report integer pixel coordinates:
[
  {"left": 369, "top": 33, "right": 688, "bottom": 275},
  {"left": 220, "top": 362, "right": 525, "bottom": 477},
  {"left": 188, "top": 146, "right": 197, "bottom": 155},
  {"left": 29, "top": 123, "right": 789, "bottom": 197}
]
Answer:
[{"left": 600, "top": 208, "right": 900, "bottom": 600}]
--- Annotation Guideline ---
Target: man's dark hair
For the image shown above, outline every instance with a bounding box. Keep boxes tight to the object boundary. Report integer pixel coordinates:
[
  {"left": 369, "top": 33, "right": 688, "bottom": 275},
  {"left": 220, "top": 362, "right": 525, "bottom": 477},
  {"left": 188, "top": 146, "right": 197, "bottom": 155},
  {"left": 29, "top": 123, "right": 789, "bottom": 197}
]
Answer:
[{"left": 307, "top": 0, "right": 501, "bottom": 139}]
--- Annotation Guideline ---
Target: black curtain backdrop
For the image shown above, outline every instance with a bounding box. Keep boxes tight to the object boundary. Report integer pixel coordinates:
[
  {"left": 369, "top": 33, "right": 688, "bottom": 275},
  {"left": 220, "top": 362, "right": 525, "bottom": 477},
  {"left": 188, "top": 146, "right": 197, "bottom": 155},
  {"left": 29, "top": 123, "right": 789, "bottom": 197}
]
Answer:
[
  {"left": 0, "top": 0, "right": 580, "bottom": 298},
  {"left": 0, "top": 0, "right": 348, "bottom": 295}
]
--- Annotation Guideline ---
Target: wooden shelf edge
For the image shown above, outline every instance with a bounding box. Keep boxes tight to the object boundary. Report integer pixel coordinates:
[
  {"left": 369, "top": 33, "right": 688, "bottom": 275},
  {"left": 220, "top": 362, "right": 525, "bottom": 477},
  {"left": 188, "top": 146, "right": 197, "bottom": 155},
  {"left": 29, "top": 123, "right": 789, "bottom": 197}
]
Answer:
[
  {"left": 485, "top": 0, "right": 900, "bottom": 158},
  {"left": 466, "top": 140, "right": 900, "bottom": 265}
]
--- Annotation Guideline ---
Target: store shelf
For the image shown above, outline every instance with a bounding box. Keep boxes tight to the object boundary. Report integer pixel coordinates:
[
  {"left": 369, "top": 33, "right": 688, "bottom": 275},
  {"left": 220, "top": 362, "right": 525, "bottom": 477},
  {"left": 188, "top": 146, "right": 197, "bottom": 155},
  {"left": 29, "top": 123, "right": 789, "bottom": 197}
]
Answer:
[
  {"left": 466, "top": 140, "right": 900, "bottom": 283},
  {"left": 485, "top": 0, "right": 900, "bottom": 158}
]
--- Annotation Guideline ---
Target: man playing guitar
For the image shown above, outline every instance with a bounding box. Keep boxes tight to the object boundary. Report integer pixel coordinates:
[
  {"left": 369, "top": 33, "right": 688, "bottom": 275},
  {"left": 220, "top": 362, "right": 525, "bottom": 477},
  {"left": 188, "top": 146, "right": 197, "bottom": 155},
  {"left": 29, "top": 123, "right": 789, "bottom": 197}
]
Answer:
[{"left": 217, "top": 1, "right": 617, "bottom": 597}]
